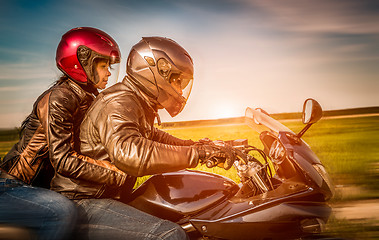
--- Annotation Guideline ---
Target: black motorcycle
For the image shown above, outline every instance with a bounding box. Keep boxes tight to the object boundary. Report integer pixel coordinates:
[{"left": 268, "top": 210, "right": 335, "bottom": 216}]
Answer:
[{"left": 127, "top": 99, "right": 334, "bottom": 240}]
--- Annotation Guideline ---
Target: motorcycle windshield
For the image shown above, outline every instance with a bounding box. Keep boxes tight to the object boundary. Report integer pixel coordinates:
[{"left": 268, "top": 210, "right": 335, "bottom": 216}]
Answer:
[{"left": 245, "top": 107, "right": 294, "bottom": 135}]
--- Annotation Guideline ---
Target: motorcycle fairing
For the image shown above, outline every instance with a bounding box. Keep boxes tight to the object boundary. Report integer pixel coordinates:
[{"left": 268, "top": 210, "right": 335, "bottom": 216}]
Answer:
[
  {"left": 127, "top": 170, "right": 239, "bottom": 222},
  {"left": 191, "top": 175, "right": 328, "bottom": 221},
  {"left": 190, "top": 202, "right": 331, "bottom": 240},
  {"left": 260, "top": 130, "right": 333, "bottom": 200},
  {"left": 277, "top": 132, "right": 334, "bottom": 200}
]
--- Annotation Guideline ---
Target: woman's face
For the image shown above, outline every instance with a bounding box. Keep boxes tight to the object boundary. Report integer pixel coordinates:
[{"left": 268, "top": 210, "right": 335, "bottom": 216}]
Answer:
[{"left": 93, "top": 60, "right": 111, "bottom": 89}]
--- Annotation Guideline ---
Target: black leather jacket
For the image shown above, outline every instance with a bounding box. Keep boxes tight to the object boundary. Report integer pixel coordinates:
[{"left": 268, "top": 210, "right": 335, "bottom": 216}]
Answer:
[
  {"left": 1, "top": 78, "right": 127, "bottom": 191},
  {"left": 56, "top": 77, "right": 199, "bottom": 200}
]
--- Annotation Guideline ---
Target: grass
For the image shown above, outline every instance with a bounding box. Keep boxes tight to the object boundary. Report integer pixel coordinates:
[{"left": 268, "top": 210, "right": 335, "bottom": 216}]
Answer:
[
  {"left": 325, "top": 215, "right": 379, "bottom": 240},
  {"left": 290, "top": 116, "right": 379, "bottom": 193},
  {"left": 0, "top": 141, "right": 17, "bottom": 160}
]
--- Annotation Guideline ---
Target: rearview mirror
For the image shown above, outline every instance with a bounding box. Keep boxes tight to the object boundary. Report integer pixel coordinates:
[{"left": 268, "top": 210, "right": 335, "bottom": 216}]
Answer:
[
  {"left": 297, "top": 99, "right": 323, "bottom": 138},
  {"left": 302, "top": 99, "right": 322, "bottom": 124}
]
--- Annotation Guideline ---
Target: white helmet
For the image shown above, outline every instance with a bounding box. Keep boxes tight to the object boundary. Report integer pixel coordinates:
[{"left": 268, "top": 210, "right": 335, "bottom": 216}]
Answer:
[{"left": 126, "top": 37, "right": 193, "bottom": 117}]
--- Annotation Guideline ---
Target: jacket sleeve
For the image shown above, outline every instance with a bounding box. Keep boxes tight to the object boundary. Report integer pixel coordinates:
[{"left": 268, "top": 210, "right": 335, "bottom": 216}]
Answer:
[
  {"left": 39, "top": 88, "right": 126, "bottom": 187},
  {"left": 97, "top": 96, "right": 199, "bottom": 177},
  {"left": 151, "top": 127, "right": 194, "bottom": 146}
]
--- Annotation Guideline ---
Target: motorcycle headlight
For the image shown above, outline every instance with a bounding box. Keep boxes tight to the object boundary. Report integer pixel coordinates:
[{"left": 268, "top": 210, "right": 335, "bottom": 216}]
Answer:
[
  {"left": 312, "top": 164, "right": 335, "bottom": 197},
  {"left": 269, "top": 140, "right": 286, "bottom": 164}
]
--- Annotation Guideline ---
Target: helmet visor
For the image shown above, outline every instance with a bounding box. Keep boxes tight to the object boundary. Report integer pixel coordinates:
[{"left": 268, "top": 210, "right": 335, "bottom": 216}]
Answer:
[
  {"left": 106, "top": 62, "right": 121, "bottom": 88},
  {"left": 169, "top": 71, "right": 193, "bottom": 101},
  {"left": 159, "top": 72, "right": 193, "bottom": 117}
]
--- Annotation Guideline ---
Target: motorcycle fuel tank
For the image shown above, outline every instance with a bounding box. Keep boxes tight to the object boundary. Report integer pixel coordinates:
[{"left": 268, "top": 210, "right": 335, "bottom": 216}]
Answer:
[{"left": 127, "top": 170, "right": 239, "bottom": 222}]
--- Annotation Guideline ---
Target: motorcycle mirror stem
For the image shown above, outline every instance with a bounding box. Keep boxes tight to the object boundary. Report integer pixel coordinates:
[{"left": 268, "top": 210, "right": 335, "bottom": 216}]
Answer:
[{"left": 297, "top": 98, "right": 323, "bottom": 138}]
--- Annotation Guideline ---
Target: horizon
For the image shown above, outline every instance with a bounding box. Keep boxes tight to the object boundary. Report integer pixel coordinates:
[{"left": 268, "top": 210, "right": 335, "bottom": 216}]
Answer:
[{"left": 1, "top": 105, "right": 378, "bottom": 130}]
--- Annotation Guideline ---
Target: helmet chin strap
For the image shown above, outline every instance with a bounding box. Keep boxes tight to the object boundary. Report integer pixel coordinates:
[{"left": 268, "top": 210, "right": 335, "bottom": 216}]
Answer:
[
  {"left": 155, "top": 111, "right": 162, "bottom": 126},
  {"left": 139, "top": 89, "right": 162, "bottom": 126}
]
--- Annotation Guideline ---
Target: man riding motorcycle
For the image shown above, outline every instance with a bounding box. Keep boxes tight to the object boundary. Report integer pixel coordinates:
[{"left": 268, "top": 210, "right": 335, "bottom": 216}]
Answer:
[{"left": 56, "top": 37, "right": 234, "bottom": 239}]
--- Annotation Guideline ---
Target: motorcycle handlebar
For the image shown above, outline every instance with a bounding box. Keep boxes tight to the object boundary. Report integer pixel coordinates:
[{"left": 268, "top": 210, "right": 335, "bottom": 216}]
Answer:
[{"left": 199, "top": 139, "right": 251, "bottom": 168}]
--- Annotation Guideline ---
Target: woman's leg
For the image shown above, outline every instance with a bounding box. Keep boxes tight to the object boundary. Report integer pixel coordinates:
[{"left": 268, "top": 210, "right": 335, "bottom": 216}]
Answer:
[
  {"left": 0, "top": 178, "right": 77, "bottom": 240},
  {"left": 75, "top": 198, "right": 188, "bottom": 240}
]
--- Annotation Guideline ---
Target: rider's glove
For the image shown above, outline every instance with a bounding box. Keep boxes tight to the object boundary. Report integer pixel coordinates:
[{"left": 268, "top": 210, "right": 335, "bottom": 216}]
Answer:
[
  {"left": 195, "top": 144, "right": 216, "bottom": 161},
  {"left": 193, "top": 141, "right": 236, "bottom": 170}
]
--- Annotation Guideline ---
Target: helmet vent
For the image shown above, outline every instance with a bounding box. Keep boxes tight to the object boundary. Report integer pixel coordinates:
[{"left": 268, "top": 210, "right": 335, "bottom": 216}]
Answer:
[
  {"left": 144, "top": 56, "right": 156, "bottom": 66},
  {"left": 100, "top": 35, "right": 114, "bottom": 46},
  {"left": 157, "top": 58, "right": 171, "bottom": 78}
]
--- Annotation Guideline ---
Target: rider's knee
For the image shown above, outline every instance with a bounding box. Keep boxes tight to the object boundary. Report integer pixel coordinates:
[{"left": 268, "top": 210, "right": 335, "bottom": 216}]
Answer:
[{"left": 157, "top": 220, "right": 188, "bottom": 240}]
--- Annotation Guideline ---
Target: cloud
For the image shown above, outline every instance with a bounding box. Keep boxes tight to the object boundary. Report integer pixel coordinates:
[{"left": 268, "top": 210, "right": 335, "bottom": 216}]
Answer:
[
  {"left": 0, "top": 61, "right": 58, "bottom": 81},
  {"left": 0, "top": 47, "right": 43, "bottom": 59},
  {"left": 0, "top": 112, "right": 29, "bottom": 129},
  {"left": 244, "top": 0, "right": 379, "bottom": 34},
  {"left": 0, "top": 85, "right": 47, "bottom": 93},
  {"left": 0, "top": 86, "right": 24, "bottom": 92}
]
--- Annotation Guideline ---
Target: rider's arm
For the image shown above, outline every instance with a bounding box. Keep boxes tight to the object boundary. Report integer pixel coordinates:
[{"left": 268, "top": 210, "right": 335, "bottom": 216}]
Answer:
[
  {"left": 96, "top": 95, "right": 199, "bottom": 177},
  {"left": 151, "top": 127, "right": 194, "bottom": 146},
  {"left": 38, "top": 87, "right": 126, "bottom": 187}
]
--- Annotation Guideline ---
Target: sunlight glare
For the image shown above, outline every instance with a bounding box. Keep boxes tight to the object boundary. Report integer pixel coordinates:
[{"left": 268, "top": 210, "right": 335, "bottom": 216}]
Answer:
[{"left": 210, "top": 102, "right": 242, "bottom": 119}]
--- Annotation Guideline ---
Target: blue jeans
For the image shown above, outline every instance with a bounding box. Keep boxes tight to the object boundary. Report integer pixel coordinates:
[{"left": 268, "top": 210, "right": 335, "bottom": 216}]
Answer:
[
  {"left": 0, "top": 177, "right": 77, "bottom": 240},
  {"left": 74, "top": 198, "right": 188, "bottom": 240}
]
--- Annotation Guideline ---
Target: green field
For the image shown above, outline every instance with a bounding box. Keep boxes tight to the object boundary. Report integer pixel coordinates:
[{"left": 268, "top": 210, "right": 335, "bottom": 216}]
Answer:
[
  {"left": 283, "top": 116, "right": 379, "bottom": 194},
  {"left": 162, "top": 115, "right": 379, "bottom": 198}
]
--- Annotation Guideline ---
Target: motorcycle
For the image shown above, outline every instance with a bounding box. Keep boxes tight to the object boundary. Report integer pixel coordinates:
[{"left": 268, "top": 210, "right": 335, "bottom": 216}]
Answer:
[{"left": 127, "top": 99, "right": 335, "bottom": 240}]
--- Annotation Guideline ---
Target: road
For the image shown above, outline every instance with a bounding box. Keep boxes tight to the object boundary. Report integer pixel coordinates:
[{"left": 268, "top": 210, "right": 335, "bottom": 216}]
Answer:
[{"left": 333, "top": 199, "right": 379, "bottom": 222}]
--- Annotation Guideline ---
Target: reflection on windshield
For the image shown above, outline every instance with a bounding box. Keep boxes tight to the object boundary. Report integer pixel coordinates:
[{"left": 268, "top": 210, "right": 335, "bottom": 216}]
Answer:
[{"left": 245, "top": 107, "right": 294, "bottom": 134}]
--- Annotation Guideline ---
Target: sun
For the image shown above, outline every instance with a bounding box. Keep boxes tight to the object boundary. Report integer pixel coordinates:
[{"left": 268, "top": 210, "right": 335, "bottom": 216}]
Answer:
[{"left": 211, "top": 102, "right": 243, "bottom": 119}]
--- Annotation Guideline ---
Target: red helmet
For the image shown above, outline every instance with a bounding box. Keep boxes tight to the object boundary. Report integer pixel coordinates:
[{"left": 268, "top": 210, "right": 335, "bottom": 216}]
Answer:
[{"left": 56, "top": 27, "right": 121, "bottom": 84}]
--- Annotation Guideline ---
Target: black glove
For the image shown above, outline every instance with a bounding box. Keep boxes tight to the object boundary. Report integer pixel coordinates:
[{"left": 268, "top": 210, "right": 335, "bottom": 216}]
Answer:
[{"left": 194, "top": 141, "right": 236, "bottom": 170}]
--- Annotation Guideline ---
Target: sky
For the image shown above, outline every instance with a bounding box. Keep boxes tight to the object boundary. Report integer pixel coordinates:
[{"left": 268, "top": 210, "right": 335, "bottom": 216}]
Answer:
[{"left": 0, "top": 0, "right": 378, "bottom": 128}]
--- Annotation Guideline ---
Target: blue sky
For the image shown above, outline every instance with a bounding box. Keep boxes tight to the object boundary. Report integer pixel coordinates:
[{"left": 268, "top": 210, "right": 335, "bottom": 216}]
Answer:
[{"left": 1, "top": 0, "right": 379, "bottom": 128}]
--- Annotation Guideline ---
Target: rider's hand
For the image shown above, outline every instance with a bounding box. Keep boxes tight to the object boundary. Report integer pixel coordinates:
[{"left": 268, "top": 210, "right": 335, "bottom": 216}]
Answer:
[
  {"left": 215, "top": 147, "right": 235, "bottom": 170},
  {"left": 194, "top": 144, "right": 216, "bottom": 161},
  {"left": 193, "top": 141, "right": 236, "bottom": 170},
  {"left": 212, "top": 141, "right": 235, "bottom": 170}
]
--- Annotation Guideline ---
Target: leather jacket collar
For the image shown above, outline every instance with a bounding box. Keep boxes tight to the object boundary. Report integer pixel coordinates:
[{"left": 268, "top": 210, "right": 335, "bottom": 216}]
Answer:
[{"left": 122, "top": 76, "right": 162, "bottom": 125}]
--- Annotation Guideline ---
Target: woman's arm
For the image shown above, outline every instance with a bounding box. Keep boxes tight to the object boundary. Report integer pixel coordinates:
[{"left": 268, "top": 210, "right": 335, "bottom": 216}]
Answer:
[{"left": 38, "top": 87, "right": 126, "bottom": 187}]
